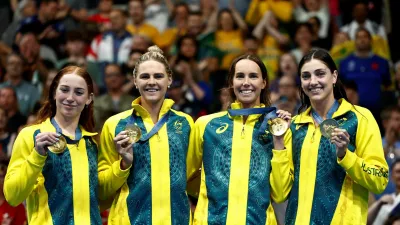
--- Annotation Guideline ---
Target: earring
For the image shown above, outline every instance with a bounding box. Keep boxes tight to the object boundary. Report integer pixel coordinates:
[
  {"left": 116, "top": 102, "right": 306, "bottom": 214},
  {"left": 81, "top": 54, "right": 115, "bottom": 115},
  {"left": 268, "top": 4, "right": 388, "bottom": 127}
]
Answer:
[
  {"left": 135, "top": 85, "right": 138, "bottom": 89},
  {"left": 168, "top": 85, "right": 170, "bottom": 88},
  {"left": 333, "top": 83, "right": 336, "bottom": 88},
  {"left": 85, "top": 104, "right": 88, "bottom": 109}
]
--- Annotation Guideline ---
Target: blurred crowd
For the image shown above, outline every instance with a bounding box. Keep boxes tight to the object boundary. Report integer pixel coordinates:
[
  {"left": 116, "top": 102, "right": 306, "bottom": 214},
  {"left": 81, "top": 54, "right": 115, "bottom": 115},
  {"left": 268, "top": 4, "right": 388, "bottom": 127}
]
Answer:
[{"left": 0, "top": 0, "right": 399, "bottom": 224}]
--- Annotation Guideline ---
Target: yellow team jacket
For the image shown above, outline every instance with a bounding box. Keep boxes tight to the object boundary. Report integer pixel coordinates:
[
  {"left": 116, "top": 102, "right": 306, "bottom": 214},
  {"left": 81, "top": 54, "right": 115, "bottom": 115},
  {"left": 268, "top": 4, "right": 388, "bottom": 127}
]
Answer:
[
  {"left": 187, "top": 102, "right": 293, "bottom": 225},
  {"left": 4, "top": 118, "right": 101, "bottom": 225},
  {"left": 98, "top": 97, "right": 194, "bottom": 225},
  {"left": 286, "top": 99, "right": 389, "bottom": 225}
]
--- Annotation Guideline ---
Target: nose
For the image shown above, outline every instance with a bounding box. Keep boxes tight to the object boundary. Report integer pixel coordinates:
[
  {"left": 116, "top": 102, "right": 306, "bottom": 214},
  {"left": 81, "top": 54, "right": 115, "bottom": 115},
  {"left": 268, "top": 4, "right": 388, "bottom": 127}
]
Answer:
[
  {"left": 148, "top": 76, "right": 156, "bottom": 85},
  {"left": 66, "top": 92, "right": 74, "bottom": 102},
  {"left": 309, "top": 74, "right": 318, "bottom": 85},
  {"left": 243, "top": 76, "right": 250, "bottom": 86}
]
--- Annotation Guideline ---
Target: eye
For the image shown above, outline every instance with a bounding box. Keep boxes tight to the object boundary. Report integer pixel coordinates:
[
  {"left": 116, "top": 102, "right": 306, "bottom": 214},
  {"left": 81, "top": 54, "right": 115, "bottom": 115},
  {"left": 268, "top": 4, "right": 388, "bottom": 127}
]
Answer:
[
  {"left": 60, "top": 87, "right": 69, "bottom": 93},
  {"left": 316, "top": 70, "right": 326, "bottom": 76},
  {"left": 235, "top": 73, "right": 244, "bottom": 79},
  {"left": 139, "top": 73, "right": 150, "bottom": 79},
  {"left": 301, "top": 73, "right": 310, "bottom": 80},
  {"left": 249, "top": 73, "right": 259, "bottom": 79},
  {"left": 154, "top": 73, "right": 165, "bottom": 79},
  {"left": 75, "top": 90, "right": 84, "bottom": 96}
]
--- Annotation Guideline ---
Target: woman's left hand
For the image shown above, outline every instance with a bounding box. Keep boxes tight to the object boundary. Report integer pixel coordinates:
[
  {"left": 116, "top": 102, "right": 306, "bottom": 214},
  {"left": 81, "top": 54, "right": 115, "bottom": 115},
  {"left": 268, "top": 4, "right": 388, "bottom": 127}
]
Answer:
[
  {"left": 276, "top": 109, "right": 292, "bottom": 128},
  {"left": 331, "top": 128, "right": 350, "bottom": 159}
]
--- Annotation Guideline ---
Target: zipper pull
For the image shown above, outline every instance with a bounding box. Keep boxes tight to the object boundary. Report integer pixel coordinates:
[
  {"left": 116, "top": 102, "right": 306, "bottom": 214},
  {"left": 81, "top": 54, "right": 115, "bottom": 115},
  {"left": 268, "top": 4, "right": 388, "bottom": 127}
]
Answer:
[
  {"left": 311, "top": 129, "right": 315, "bottom": 143},
  {"left": 157, "top": 132, "right": 161, "bottom": 141},
  {"left": 241, "top": 124, "right": 245, "bottom": 138}
]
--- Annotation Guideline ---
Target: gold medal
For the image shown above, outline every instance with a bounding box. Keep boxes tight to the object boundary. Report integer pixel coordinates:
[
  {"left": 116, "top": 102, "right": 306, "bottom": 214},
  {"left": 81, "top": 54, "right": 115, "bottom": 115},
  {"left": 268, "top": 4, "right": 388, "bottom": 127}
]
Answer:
[
  {"left": 48, "top": 136, "right": 67, "bottom": 154},
  {"left": 320, "top": 119, "right": 339, "bottom": 139},
  {"left": 268, "top": 117, "right": 288, "bottom": 136},
  {"left": 125, "top": 124, "right": 142, "bottom": 144}
]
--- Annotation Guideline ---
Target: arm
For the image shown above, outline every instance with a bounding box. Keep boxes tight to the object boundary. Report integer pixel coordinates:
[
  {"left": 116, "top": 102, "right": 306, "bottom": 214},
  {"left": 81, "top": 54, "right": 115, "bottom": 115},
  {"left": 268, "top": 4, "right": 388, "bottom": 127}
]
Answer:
[
  {"left": 4, "top": 128, "right": 47, "bottom": 206},
  {"left": 268, "top": 0, "right": 293, "bottom": 22},
  {"left": 264, "top": 11, "right": 289, "bottom": 45},
  {"left": 98, "top": 118, "right": 131, "bottom": 201},
  {"left": 337, "top": 109, "right": 389, "bottom": 194},
  {"left": 229, "top": 0, "right": 248, "bottom": 33},
  {"left": 252, "top": 12, "right": 268, "bottom": 40},
  {"left": 270, "top": 114, "right": 294, "bottom": 203},
  {"left": 203, "top": 5, "right": 219, "bottom": 34}
]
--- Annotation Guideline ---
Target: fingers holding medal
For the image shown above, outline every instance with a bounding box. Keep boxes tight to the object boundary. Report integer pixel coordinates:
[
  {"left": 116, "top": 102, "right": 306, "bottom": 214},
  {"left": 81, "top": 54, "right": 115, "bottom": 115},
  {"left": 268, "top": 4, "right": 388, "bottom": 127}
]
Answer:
[
  {"left": 35, "top": 132, "right": 65, "bottom": 155},
  {"left": 269, "top": 110, "right": 291, "bottom": 136},
  {"left": 114, "top": 124, "right": 142, "bottom": 169}
]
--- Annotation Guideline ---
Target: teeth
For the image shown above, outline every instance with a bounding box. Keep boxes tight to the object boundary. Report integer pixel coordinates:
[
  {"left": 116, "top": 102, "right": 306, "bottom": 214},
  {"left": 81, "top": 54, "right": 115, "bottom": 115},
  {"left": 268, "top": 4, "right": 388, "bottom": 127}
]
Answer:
[
  {"left": 146, "top": 89, "right": 158, "bottom": 92},
  {"left": 310, "top": 88, "right": 322, "bottom": 92},
  {"left": 241, "top": 90, "right": 253, "bottom": 94}
]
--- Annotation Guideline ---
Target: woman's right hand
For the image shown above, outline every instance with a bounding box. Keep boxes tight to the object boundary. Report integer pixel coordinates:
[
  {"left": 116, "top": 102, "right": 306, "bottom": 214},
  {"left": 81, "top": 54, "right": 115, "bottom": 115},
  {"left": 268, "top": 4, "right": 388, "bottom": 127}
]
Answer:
[
  {"left": 114, "top": 131, "right": 134, "bottom": 170},
  {"left": 34, "top": 132, "right": 60, "bottom": 156}
]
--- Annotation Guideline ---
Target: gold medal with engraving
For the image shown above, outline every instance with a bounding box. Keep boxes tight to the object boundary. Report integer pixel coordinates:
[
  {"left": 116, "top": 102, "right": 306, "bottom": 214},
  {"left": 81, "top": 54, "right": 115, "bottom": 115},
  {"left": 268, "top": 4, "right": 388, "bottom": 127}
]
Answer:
[
  {"left": 320, "top": 119, "right": 339, "bottom": 139},
  {"left": 125, "top": 124, "right": 142, "bottom": 144},
  {"left": 48, "top": 135, "right": 67, "bottom": 154},
  {"left": 268, "top": 117, "right": 288, "bottom": 136}
]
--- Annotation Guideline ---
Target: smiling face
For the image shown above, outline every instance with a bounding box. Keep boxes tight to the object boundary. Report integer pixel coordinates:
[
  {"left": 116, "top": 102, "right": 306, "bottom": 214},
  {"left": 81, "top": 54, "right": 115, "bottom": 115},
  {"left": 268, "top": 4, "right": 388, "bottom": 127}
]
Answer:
[
  {"left": 54, "top": 73, "right": 93, "bottom": 120},
  {"left": 232, "top": 59, "right": 266, "bottom": 108},
  {"left": 300, "top": 59, "right": 337, "bottom": 104},
  {"left": 135, "top": 60, "right": 172, "bottom": 105}
]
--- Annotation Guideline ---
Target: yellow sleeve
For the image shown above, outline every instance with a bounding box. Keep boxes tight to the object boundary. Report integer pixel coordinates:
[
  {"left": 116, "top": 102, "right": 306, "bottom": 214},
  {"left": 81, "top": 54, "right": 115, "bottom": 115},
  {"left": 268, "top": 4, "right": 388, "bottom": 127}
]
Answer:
[
  {"left": 4, "top": 127, "right": 47, "bottom": 206},
  {"left": 270, "top": 129, "right": 294, "bottom": 203},
  {"left": 98, "top": 117, "right": 131, "bottom": 201},
  {"left": 186, "top": 117, "right": 205, "bottom": 180},
  {"left": 245, "top": 0, "right": 261, "bottom": 26},
  {"left": 338, "top": 108, "right": 389, "bottom": 194},
  {"left": 268, "top": 0, "right": 293, "bottom": 22}
]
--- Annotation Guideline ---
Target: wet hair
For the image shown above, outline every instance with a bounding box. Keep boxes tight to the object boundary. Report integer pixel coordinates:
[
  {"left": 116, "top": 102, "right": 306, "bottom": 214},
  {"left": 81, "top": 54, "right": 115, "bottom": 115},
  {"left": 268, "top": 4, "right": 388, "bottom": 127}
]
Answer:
[
  {"left": 133, "top": 45, "right": 172, "bottom": 78},
  {"left": 227, "top": 54, "right": 271, "bottom": 106},
  {"left": 298, "top": 49, "right": 348, "bottom": 113},
  {"left": 35, "top": 66, "right": 95, "bottom": 132}
]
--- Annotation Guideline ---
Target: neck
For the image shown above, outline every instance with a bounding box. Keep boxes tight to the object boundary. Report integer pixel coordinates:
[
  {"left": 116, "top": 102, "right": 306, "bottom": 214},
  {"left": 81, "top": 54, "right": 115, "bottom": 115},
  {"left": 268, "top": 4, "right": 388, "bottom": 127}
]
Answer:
[
  {"left": 355, "top": 50, "right": 371, "bottom": 58},
  {"left": 396, "top": 187, "right": 400, "bottom": 196},
  {"left": 133, "top": 20, "right": 143, "bottom": 26},
  {"left": 141, "top": 98, "right": 164, "bottom": 124},
  {"left": 115, "top": 29, "right": 126, "bottom": 37},
  {"left": 310, "top": 95, "right": 335, "bottom": 119},
  {"left": 241, "top": 101, "right": 260, "bottom": 123},
  {"left": 54, "top": 113, "right": 80, "bottom": 138},
  {"left": 6, "top": 108, "right": 17, "bottom": 118},
  {"left": 0, "top": 128, "right": 5, "bottom": 136},
  {"left": 8, "top": 75, "right": 22, "bottom": 86}
]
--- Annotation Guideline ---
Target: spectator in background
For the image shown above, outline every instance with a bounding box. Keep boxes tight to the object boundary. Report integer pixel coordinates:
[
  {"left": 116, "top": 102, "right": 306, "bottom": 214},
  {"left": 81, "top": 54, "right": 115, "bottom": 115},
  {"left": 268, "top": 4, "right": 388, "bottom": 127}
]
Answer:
[
  {"left": 272, "top": 75, "right": 301, "bottom": 115},
  {"left": 308, "top": 16, "right": 331, "bottom": 50},
  {"left": 40, "top": 68, "right": 57, "bottom": 103},
  {"left": 343, "top": 80, "right": 359, "bottom": 105},
  {"left": 16, "top": 0, "right": 64, "bottom": 56},
  {"left": 0, "top": 53, "right": 40, "bottom": 116},
  {"left": 0, "top": 108, "right": 16, "bottom": 159},
  {"left": 245, "top": 0, "right": 293, "bottom": 26},
  {"left": 252, "top": 11, "right": 290, "bottom": 80},
  {"left": 144, "top": 0, "right": 169, "bottom": 33},
  {"left": 212, "top": 3, "right": 248, "bottom": 69},
  {"left": 156, "top": 2, "right": 189, "bottom": 51},
  {"left": 126, "top": 0, "right": 159, "bottom": 44},
  {"left": 94, "top": 64, "right": 134, "bottom": 131},
  {"left": 368, "top": 159, "right": 400, "bottom": 225},
  {"left": 87, "top": 8, "right": 132, "bottom": 78},
  {"left": 341, "top": 1, "right": 386, "bottom": 40},
  {"left": 62, "top": 0, "right": 89, "bottom": 31},
  {"left": 270, "top": 52, "right": 298, "bottom": 99},
  {"left": 0, "top": 159, "right": 27, "bottom": 225},
  {"left": 340, "top": 28, "right": 391, "bottom": 122},
  {"left": 2, "top": 0, "right": 37, "bottom": 47},
  {"left": 57, "top": 30, "right": 87, "bottom": 69},
  {"left": 167, "top": 73, "right": 201, "bottom": 118},
  {"left": 86, "top": 0, "right": 112, "bottom": 33},
  {"left": 290, "top": 22, "right": 314, "bottom": 63},
  {"left": 293, "top": 0, "right": 330, "bottom": 39},
  {"left": 0, "top": 87, "right": 26, "bottom": 134}
]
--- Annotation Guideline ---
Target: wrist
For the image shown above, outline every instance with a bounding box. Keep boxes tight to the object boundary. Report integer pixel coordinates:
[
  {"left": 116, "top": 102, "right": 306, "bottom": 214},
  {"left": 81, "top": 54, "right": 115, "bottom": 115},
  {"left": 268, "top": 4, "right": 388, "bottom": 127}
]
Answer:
[
  {"left": 337, "top": 150, "right": 346, "bottom": 159},
  {"left": 120, "top": 158, "right": 132, "bottom": 170}
]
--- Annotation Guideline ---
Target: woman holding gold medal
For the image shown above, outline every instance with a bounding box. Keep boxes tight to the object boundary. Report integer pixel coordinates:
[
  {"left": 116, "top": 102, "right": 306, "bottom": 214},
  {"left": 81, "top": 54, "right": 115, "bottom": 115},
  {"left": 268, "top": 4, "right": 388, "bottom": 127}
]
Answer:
[
  {"left": 98, "top": 46, "right": 194, "bottom": 224},
  {"left": 186, "top": 54, "right": 292, "bottom": 225},
  {"left": 4, "top": 66, "right": 102, "bottom": 225},
  {"left": 285, "top": 49, "right": 389, "bottom": 225}
]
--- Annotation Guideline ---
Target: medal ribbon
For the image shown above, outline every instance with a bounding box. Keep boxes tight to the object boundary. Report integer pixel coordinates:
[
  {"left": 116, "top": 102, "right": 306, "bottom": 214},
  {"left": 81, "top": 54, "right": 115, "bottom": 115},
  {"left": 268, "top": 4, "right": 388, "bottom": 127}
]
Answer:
[
  {"left": 228, "top": 106, "right": 278, "bottom": 134},
  {"left": 50, "top": 117, "right": 82, "bottom": 144},
  {"left": 128, "top": 110, "right": 170, "bottom": 142},
  {"left": 311, "top": 100, "right": 339, "bottom": 125}
]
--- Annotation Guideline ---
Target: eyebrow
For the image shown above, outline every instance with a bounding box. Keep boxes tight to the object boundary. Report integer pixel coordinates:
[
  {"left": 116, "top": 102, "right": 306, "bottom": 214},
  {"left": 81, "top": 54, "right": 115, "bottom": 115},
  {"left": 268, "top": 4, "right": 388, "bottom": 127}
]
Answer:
[
  {"left": 301, "top": 68, "right": 326, "bottom": 74},
  {"left": 60, "top": 85, "right": 85, "bottom": 90}
]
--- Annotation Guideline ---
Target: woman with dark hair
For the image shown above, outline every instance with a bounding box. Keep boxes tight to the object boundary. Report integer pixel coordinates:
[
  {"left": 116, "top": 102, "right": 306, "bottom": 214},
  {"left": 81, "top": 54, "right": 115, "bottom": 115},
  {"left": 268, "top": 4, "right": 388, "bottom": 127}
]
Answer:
[
  {"left": 187, "top": 54, "right": 292, "bottom": 224},
  {"left": 285, "top": 49, "right": 388, "bottom": 224},
  {"left": 4, "top": 66, "right": 101, "bottom": 224},
  {"left": 98, "top": 46, "right": 194, "bottom": 224}
]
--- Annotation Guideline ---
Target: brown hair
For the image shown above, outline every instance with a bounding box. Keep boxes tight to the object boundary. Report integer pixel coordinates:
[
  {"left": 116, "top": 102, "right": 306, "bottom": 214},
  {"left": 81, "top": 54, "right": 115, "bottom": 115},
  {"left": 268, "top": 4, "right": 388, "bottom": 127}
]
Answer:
[
  {"left": 35, "top": 66, "right": 95, "bottom": 132},
  {"left": 227, "top": 54, "right": 271, "bottom": 106}
]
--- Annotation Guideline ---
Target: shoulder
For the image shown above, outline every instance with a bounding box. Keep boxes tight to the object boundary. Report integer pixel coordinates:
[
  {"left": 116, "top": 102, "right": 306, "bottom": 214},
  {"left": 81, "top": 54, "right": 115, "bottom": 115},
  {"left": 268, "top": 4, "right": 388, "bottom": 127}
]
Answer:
[
  {"left": 170, "top": 109, "right": 194, "bottom": 125},
  {"left": 195, "top": 111, "right": 228, "bottom": 126},
  {"left": 103, "top": 109, "right": 133, "bottom": 128}
]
